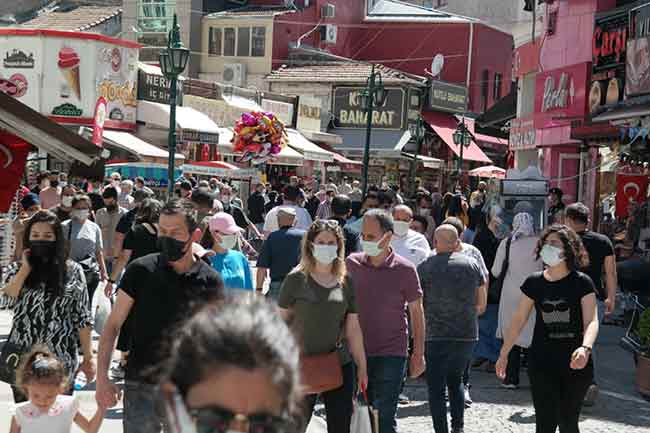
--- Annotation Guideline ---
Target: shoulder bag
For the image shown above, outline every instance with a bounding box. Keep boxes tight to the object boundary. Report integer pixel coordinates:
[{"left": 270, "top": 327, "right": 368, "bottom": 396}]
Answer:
[
  {"left": 300, "top": 350, "right": 343, "bottom": 395},
  {"left": 0, "top": 325, "right": 26, "bottom": 385},
  {"left": 68, "top": 223, "right": 101, "bottom": 295},
  {"left": 488, "top": 236, "right": 512, "bottom": 304}
]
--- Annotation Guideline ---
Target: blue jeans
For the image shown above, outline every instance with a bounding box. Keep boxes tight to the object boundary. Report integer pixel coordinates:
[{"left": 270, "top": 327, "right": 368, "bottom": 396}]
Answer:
[
  {"left": 474, "top": 304, "right": 501, "bottom": 362},
  {"left": 425, "top": 341, "right": 476, "bottom": 433},
  {"left": 267, "top": 281, "right": 282, "bottom": 301},
  {"left": 123, "top": 382, "right": 168, "bottom": 433},
  {"left": 366, "top": 356, "right": 407, "bottom": 433}
]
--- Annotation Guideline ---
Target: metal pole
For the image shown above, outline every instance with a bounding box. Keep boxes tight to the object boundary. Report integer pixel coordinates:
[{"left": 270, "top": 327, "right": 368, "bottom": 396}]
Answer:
[
  {"left": 167, "top": 75, "right": 178, "bottom": 198},
  {"left": 408, "top": 117, "right": 422, "bottom": 198},
  {"left": 361, "top": 64, "right": 375, "bottom": 196}
]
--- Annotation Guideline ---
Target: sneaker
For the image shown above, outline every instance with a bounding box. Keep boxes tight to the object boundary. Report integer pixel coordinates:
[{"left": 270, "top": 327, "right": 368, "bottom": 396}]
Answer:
[
  {"left": 398, "top": 393, "right": 410, "bottom": 405},
  {"left": 463, "top": 386, "right": 472, "bottom": 407},
  {"left": 110, "top": 362, "right": 126, "bottom": 380},
  {"left": 583, "top": 384, "right": 599, "bottom": 407},
  {"left": 501, "top": 381, "right": 519, "bottom": 389}
]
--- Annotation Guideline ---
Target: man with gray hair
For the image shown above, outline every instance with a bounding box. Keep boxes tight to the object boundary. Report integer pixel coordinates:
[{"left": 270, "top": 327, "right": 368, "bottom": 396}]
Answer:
[
  {"left": 391, "top": 204, "right": 431, "bottom": 266},
  {"left": 417, "top": 224, "right": 485, "bottom": 433},
  {"left": 347, "top": 209, "right": 426, "bottom": 433},
  {"left": 119, "top": 179, "right": 135, "bottom": 210}
]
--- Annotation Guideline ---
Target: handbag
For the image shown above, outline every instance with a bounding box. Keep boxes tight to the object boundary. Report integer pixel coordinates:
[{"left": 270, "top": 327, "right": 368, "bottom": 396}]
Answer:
[
  {"left": 488, "top": 236, "right": 512, "bottom": 304},
  {"left": 0, "top": 327, "right": 26, "bottom": 385},
  {"left": 300, "top": 350, "right": 343, "bottom": 395},
  {"left": 68, "top": 223, "right": 100, "bottom": 293},
  {"left": 350, "top": 387, "right": 379, "bottom": 433}
]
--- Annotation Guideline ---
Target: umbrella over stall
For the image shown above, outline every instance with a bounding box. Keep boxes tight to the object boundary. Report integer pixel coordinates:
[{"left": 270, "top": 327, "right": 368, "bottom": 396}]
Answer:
[{"left": 468, "top": 165, "right": 506, "bottom": 178}]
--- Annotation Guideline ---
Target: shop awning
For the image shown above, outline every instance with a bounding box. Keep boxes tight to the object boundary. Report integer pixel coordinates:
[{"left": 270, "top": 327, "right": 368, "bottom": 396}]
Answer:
[
  {"left": 222, "top": 93, "right": 263, "bottom": 112},
  {"left": 181, "top": 161, "right": 259, "bottom": 179},
  {"left": 287, "top": 129, "right": 335, "bottom": 162},
  {"left": 475, "top": 89, "right": 516, "bottom": 127},
  {"left": 0, "top": 90, "right": 102, "bottom": 165},
  {"left": 102, "top": 130, "right": 185, "bottom": 161},
  {"left": 330, "top": 128, "right": 408, "bottom": 154},
  {"left": 137, "top": 100, "right": 220, "bottom": 133},
  {"left": 422, "top": 111, "right": 492, "bottom": 164},
  {"left": 104, "top": 162, "right": 181, "bottom": 189},
  {"left": 332, "top": 152, "right": 362, "bottom": 165},
  {"left": 269, "top": 144, "right": 304, "bottom": 166},
  {"left": 401, "top": 152, "right": 443, "bottom": 169},
  {"left": 138, "top": 62, "right": 186, "bottom": 81},
  {"left": 591, "top": 105, "right": 650, "bottom": 124}
]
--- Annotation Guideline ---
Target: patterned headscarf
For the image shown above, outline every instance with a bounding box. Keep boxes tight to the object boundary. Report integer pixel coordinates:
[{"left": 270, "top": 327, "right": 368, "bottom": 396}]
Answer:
[{"left": 512, "top": 212, "right": 535, "bottom": 241}]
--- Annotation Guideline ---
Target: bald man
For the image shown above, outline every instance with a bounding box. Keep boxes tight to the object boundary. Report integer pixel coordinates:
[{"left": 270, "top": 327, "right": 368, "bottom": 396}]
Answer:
[
  {"left": 391, "top": 204, "right": 431, "bottom": 266},
  {"left": 417, "top": 224, "right": 485, "bottom": 433}
]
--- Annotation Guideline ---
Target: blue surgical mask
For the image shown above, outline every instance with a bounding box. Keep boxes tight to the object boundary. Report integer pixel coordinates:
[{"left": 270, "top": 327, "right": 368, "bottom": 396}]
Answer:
[
  {"left": 312, "top": 243, "right": 338, "bottom": 265},
  {"left": 540, "top": 244, "right": 563, "bottom": 267},
  {"left": 361, "top": 239, "right": 384, "bottom": 257}
]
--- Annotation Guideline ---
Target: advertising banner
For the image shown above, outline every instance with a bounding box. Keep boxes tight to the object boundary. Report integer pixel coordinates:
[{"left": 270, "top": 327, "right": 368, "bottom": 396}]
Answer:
[{"left": 534, "top": 62, "right": 590, "bottom": 129}]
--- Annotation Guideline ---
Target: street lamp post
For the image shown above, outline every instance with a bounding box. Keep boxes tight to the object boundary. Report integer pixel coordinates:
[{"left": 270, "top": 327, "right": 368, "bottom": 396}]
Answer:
[
  {"left": 452, "top": 116, "right": 472, "bottom": 189},
  {"left": 408, "top": 115, "right": 425, "bottom": 198},
  {"left": 359, "top": 64, "right": 388, "bottom": 196},
  {"left": 159, "top": 14, "right": 190, "bottom": 198}
]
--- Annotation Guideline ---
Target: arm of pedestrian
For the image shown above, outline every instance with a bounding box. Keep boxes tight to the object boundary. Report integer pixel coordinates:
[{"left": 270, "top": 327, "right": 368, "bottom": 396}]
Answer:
[
  {"left": 476, "top": 281, "right": 488, "bottom": 316},
  {"left": 570, "top": 293, "right": 598, "bottom": 370},
  {"left": 74, "top": 403, "right": 107, "bottom": 433},
  {"left": 345, "top": 313, "right": 368, "bottom": 390},
  {"left": 491, "top": 239, "right": 505, "bottom": 278},
  {"left": 78, "top": 327, "right": 96, "bottom": 382},
  {"left": 113, "top": 232, "right": 126, "bottom": 260},
  {"left": 604, "top": 255, "right": 617, "bottom": 314},
  {"left": 255, "top": 267, "right": 268, "bottom": 294},
  {"left": 407, "top": 298, "right": 426, "bottom": 378},
  {"left": 496, "top": 296, "right": 535, "bottom": 379},
  {"left": 96, "top": 250, "right": 108, "bottom": 281},
  {"left": 9, "top": 417, "right": 19, "bottom": 433},
  {"left": 2, "top": 253, "right": 31, "bottom": 298}
]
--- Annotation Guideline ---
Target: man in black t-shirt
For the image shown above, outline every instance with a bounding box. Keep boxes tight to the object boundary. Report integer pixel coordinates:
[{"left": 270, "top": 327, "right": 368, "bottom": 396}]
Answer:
[
  {"left": 247, "top": 182, "right": 267, "bottom": 229},
  {"left": 547, "top": 187, "right": 566, "bottom": 225},
  {"left": 565, "top": 202, "right": 616, "bottom": 407},
  {"left": 330, "top": 194, "right": 361, "bottom": 258},
  {"left": 96, "top": 200, "right": 223, "bottom": 433}
]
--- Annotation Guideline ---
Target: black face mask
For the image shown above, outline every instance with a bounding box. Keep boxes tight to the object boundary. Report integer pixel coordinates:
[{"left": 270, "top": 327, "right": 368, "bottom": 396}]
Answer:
[
  {"left": 50, "top": 180, "right": 59, "bottom": 188},
  {"left": 106, "top": 204, "right": 117, "bottom": 212},
  {"left": 29, "top": 240, "right": 56, "bottom": 261},
  {"left": 157, "top": 236, "right": 189, "bottom": 262}
]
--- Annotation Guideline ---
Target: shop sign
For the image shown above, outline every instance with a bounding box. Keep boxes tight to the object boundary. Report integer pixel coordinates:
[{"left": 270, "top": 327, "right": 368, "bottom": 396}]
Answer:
[
  {"left": 137, "top": 69, "right": 183, "bottom": 105},
  {"left": 509, "top": 116, "right": 538, "bottom": 150},
  {"left": 408, "top": 88, "right": 423, "bottom": 120},
  {"left": 428, "top": 81, "right": 468, "bottom": 114},
  {"left": 513, "top": 39, "right": 541, "bottom": 78},
  {"left": 261, "top": 99, "right": 294, "bottom": 127},
  {"left": 332, "top": 87, "right": 404, "bottom": 130},
  {"left": 3, "top": 49, "right": 35, "bottom": 68},
  {"left": 296, "top": 95, "right": 322, "bottom": 132},
  {"left": 626, "top": 35, "right": 650, "bottom": 96},
  {"left": 52, "top": 103, "right": 83, "bottom": 117},
  {"left": 534, "top": 63, "right": 589, "bottom": 128},
  {"left": 593, "top": 11, "right": 628, "bottom": 72},
  {"left": 180, "top": 129, "right": 220, "bottom": 144}
]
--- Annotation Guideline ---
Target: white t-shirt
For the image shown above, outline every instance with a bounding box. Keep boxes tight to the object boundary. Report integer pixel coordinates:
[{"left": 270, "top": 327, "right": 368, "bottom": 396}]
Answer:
[
  {"left": 391, "top": 229, "right": 431, "bottom": 266},
  {"left": 263, "top": 204, "right": 313, "bottom": 233},
  {"left": 13, "top": 395, "right": 78, "bottom": 433}
]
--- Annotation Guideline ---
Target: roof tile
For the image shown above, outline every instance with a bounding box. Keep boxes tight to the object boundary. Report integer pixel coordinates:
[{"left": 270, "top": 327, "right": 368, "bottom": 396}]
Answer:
[
  {"left": 18, "top": 6, "right": 122, "bottom": 31},
  {"left": 265, "top": 62, "right": 426, "bottom": 85}
]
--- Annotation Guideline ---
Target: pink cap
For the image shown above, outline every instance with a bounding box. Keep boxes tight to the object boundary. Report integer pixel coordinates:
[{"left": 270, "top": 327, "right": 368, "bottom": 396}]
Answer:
[{"left": 208, "top": 212, "right": 243, "bottom": 235}]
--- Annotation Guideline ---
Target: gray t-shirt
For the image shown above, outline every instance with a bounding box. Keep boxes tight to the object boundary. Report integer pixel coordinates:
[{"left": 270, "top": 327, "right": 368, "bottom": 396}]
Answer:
[
  {"left": 62, "top": 219, "right": 103, "bottom": 262},
  {"left": 417, "top": 252, "right": 482, "bottom": 341}
]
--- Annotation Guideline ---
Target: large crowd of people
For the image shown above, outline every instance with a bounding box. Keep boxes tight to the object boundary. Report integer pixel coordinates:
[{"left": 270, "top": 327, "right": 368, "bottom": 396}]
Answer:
[{"left": 0, "top": 170, "right": 620, "bottom": 433}]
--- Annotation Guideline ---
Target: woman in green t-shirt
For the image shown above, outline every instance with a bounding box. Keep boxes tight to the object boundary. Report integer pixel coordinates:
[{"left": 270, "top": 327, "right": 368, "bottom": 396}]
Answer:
[{"left": 278, "top": 220, "right": 368, "bottom": 433}]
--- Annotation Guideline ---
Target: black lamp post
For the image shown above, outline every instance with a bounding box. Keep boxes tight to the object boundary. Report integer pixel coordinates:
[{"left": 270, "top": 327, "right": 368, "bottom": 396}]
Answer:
[
  {"left": 358, "top": 64, "right": 388, "bottom": 196},
  {"left": 452, "top": 116, "right": 472, "bottom": 183},
  {"left": 408, "top": 115, "right": 425, "bottom": 198},
  {"left": 159, "top": 14, "right": 190, "bottom": 197}
]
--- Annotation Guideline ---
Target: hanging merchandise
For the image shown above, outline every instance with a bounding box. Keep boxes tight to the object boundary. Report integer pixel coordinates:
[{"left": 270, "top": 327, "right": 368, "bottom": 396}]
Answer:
[
  {"left": 231, "top": 111, "right": 287, "bottom": 165},
  {"left": 0, "top": 131, "right": 32, "bottom": 213}
]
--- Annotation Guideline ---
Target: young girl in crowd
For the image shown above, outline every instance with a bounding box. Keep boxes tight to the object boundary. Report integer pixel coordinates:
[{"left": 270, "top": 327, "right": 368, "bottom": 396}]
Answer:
[{"left": 10, "top": 346, "right": 106, "bottom": 433}]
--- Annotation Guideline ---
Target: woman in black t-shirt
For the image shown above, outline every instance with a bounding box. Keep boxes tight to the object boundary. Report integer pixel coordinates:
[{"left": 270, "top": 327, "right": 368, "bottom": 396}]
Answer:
[{"left": 496, "top": 225, "right": 599, "bottom": 433}]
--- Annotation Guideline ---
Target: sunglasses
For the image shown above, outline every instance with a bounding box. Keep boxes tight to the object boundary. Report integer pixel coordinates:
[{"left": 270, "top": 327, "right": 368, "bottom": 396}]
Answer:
[
  {"left": 191, "top": 407, "right": 288, "bottom": 433},
  {"left": 314, "top": 219, "right": 340, "bottom": 229},
  {"left": 540, "top": 301, "right": 570, "bottom": 314}
]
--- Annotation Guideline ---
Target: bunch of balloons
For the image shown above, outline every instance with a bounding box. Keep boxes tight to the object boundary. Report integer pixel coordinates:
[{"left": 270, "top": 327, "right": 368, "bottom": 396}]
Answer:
[{"left": 231, "top": 111, "right": 287, "bottom": 164}]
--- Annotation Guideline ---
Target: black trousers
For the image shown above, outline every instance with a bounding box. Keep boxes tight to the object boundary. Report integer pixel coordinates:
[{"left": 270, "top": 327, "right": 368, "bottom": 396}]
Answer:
[
  {"left": 303, "top": 362, "right": 355, "bottom": 433},
  {"left": 528, "top": 364, "right": 593, "bottom": 433}
]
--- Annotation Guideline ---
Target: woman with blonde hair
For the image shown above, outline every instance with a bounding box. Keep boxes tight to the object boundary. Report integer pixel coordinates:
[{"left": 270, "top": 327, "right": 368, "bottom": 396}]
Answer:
[{"left": 278, "top": 219, "right": 367, "bottom": 433}]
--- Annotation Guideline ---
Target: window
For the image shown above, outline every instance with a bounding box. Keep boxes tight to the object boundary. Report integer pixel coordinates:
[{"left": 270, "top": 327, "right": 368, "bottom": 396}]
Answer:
[
  {"left": 481, "top": 69, "right": 490, "bottom": 111},
  {"left": 252, "top": 27, "right": 266, "bottom": 57},
  {"left": 237, "top": 27, "right": 250, "bottom": 57},
  {"left": 494, "top": 73, "right": 502, "bottom": 100},
  {"left": 224, "top": 28, "right": 236, "bottom": 56},
  {"left": 137, "top": 0, "right": 175, "bottom": 34},
  {"left": 547, "top": 10, "right": 558, "bottom": 36},
  {"left": 209, "top": 28, "right": 222, "bottom": 56}
]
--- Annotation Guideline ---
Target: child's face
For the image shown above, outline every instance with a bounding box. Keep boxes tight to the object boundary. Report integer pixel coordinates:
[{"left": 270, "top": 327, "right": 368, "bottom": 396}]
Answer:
[{"left": 26, "top": 383, "right": 62, "bottom": 412}]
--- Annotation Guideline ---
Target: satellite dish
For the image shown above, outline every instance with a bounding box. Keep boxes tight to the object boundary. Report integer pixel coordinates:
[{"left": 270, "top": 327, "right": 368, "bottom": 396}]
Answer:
[{"left": 431, "top": 54, "right": 444, "bottom": 77}]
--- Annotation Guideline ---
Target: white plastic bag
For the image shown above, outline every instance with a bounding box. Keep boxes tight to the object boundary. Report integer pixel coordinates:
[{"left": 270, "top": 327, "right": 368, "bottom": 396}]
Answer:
[
  {"left": 350, "top": 399, "right": 373, "bottom": 433},
  {"left": 91, "top": 282, "right": 111, "bottom": 335}
]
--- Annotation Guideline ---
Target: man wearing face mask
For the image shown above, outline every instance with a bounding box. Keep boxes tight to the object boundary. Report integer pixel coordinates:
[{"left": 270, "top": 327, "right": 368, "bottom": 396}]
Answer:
[
  {"left": 316, "top": 186, "right": 337, "bottom": 220},
  {"left": 95, "top": 187, "right": 128, "bottom": 277},
  {"left": 391, "top": 205, "right": 431, "bottom": 266},
  {"left": 51, "top": 185, "right": 77, "bottom": 222},
  {"left": 346, "top": 209, "right": 426, "bottom": 433},
  {"left": 220, "top": 184, "right": 262, "bottom": 239},
  {"left": 97, "top": 199, "right": 224, "bottom": 433},
  {"left": 12, "top": 193, "right": 42, "bottom": 260}
]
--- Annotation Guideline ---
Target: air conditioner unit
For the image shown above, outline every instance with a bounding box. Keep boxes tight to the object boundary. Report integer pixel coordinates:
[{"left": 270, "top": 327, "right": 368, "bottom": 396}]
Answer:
[
  {"left": 321, "top": 3, "right": 335, "bottom": 18},
  {"left": 320, "top": 24, "right": 338, "bottom": 44},
  {"left": 223, "top": 63, "right": 246, "bottom": 87}
]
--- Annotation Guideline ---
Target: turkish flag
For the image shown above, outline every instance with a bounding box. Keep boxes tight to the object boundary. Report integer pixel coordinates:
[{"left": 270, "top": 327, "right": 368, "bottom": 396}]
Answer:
[
  {"left": 0, "top": 131, "right": 32, "bottom": 213},
  {"left": 616, "top": 173, "right": 649, "bottom": 218}
]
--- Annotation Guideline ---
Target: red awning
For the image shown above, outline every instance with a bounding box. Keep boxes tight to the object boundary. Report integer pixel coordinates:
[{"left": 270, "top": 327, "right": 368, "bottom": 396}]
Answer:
[{"left": 422, "top": 111, "right": 492, "bottom": 164}]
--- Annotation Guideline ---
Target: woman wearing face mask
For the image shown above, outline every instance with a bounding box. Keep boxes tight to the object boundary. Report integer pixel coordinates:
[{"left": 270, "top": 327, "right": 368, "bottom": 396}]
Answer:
[
  {"left": 0, "top": 211, "right": 95, "bottom": 403},
  {"left": 203, "top": 212, "right": 253, "bottom": 292},
  {"left": 160, "top": 298, "right": 304, "bottom": 433},
  {"left": 62, "top": 195, "right": 108, "bottom": 302},
  {"left": 278, "top": 220, "right": 367, "bottom": 433},
  {"left": 51, "top": 185, "right": 77, "bottom": 222},
  {"left": 496, "top": 225, "right": 598, "bottom": 433}
]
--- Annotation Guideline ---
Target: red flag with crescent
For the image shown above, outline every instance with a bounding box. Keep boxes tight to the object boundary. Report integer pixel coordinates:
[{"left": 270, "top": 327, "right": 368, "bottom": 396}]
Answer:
[
  {"left": 0, "top": 131, "right": 32, "bottom": 213},
  {"left": 616, "top": 173, "right": 649, "bottom": 218}
]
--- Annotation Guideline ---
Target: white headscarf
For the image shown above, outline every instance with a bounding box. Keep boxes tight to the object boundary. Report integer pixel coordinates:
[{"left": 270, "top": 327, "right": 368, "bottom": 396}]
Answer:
[{"left": 512, "top": 212, "right": 535, "bottom": 241}]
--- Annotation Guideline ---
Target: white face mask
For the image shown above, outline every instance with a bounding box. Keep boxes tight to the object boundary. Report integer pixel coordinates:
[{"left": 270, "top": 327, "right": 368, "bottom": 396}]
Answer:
[
  {"left": 393, "top": 221, "right": 410, "bottom": 237},
  {"left": 61, "top": 196, "right": 74, "bottom": 208},
  {"left": 419, "top": 208, "right": 430, "bottom": 217},
  {"left": 218, "top": 234, "right": 238, "bottom": 250},
  {"left": 72, "top": 209, "right": 89, "bottom": 221},
  {"left": 312, "top": 243, "right": 338, "bottom": 265},
  {"left": 540, "top": 244, "right": 564, "bottom": 267},
  {"left": 361, "top": 239, "right": 384, "bottom": 257}
]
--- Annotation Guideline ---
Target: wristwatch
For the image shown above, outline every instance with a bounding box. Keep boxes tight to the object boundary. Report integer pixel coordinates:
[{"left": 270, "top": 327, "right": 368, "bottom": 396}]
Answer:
[
  {"left": 580, "top": 345, "right": 592, "bottom": 353},
  {"left": 108, "top": 278, "right": 116, "bottom": 284}
]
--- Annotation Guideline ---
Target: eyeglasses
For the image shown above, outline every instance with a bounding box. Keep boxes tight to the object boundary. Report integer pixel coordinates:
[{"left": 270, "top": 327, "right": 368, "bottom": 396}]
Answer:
[
  {"left": 314, "top": 219, "right": 340, "bottom": 229},
  {"left": 190, "top": 406, "right": 288, "bottom": 433}
]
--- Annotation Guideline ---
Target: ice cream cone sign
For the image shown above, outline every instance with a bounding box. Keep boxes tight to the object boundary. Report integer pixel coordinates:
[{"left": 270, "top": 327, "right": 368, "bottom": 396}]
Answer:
[{"left": 58, "top": 47, "right": 81, "bottom": 100}]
